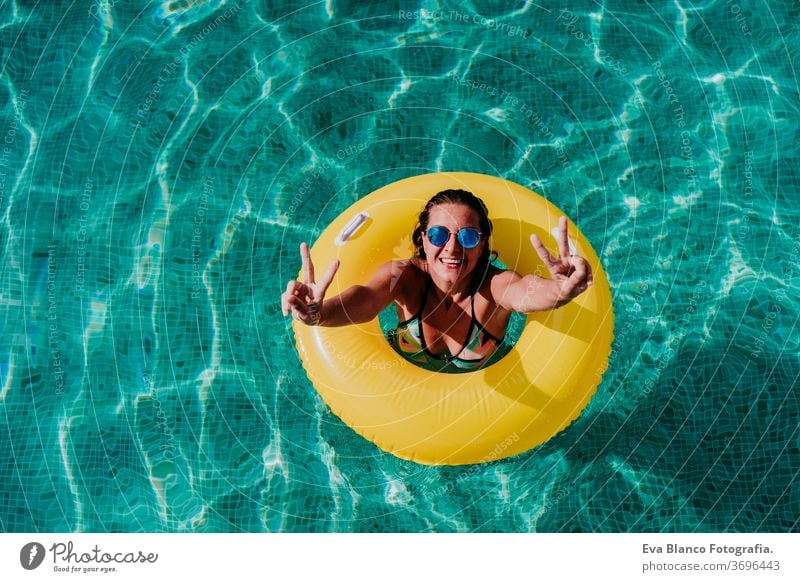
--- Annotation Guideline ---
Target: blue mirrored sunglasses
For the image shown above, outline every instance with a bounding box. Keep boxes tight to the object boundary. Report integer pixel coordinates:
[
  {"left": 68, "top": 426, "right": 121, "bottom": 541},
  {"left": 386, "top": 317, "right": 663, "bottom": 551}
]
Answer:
[{"left": 426, "top": 225, "right": 482, "bottom": 249}]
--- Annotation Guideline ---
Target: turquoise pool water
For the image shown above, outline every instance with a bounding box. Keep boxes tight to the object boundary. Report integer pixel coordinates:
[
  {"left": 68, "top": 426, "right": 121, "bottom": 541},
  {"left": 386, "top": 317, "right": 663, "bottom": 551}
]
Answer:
[{"left": 1, "top": 0, "right": 798, "bottom": 532}]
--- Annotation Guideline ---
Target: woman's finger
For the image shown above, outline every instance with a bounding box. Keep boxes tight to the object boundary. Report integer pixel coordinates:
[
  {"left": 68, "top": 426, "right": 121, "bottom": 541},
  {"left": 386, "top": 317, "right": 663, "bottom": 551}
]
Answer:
[
  {"left": 569, "top": 256, "right": 587, "bottom": 286},
  {"left": 282, "top": 281, "right": 301, "bottom": 316},
  {"left": 571, "top": 256, "right": 592, "bottom": 286},
  {"left": 558, "top": 276, "right": 578, "bottom": 301},
  {"left": 300, "top": 242, "right": 315, "bottom": 284},
  {"left": 281, "top": 291, "right": 290, "bottom": 316},
  {"left": 315, "top": 259, "right": 340, "bottom": 300},
  {"left": 285, "top": 280, "right": 309, "bottom": 303},
  {"left": 282, "top": 292, "right": 296, "bottom": 317},
  {"left": 557, "top": 216, "right": 571, "bottom": 259},
  {"left": 286, "top": 295, "right": 309, "bottom": 317},
  {"left": 530, "top": 233, "right": 556, "bottom": 266}
]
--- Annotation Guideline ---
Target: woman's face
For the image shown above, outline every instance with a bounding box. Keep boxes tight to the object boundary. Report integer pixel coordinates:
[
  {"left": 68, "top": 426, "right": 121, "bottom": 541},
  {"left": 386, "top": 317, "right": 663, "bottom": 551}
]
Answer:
[{"left": 422, "top": 203, "right": 484, "bottom": 288}]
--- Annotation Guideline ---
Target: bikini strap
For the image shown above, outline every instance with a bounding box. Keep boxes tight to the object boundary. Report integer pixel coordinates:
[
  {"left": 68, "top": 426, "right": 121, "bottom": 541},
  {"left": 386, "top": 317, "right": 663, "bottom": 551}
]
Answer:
[
  {"left": 469, "top": 289, "right": 502, "bottom": 344},
  {"left": 396, "top": 272, "right": 430, "bottom": 327},
  {"left": 416, "top": 274, "right": 431, "bottom": 320},
  {"left": 469, "top": 288, "right": 478, "bottom": 325}
]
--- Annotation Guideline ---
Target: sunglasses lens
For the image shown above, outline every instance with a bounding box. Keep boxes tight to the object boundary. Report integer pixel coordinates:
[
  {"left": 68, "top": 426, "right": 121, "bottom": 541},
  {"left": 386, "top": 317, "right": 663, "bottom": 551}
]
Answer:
[
  {"left": 458, "top": 228, "right": 481, "bottom": 249},
  {"left": 426, "top": 226, "right": 450, "bottom": 247}
]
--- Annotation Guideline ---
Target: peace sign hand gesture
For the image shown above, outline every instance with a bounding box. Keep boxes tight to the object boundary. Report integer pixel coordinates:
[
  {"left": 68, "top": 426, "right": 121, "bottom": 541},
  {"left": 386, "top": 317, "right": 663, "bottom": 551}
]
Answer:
[
  {"left": 530, "top": 216, "right": 593, "bottom": 304},
  {"left": 281, "top": 243, "right": 340, "bottom": 326}
]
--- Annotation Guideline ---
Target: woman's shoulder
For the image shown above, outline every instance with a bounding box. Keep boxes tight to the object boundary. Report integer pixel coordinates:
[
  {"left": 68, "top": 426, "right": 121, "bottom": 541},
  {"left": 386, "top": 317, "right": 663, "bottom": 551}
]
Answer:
[
  {"left": 478, "top": 265, "right": 521, "bottom": 304},
  {"left": 406, "top": 257, "right": 428, "bottom": 276},
  {"left": 373, "top": 258, "right": 424, "bottom": 275},
  {"left": 381, "top": 259, "right": 426, "bottom": 311},
  {"left": 383, "top": 258, "right": 427, "bottom": 278},
  {"left": 372, "top": 258, "right": 426, "bottom": 295},
  {"left": 399, "top": 259, "right": 428, "bottom": 289},
  {"left": 482, "top": 264, "right": 518, "bottom": 287}
]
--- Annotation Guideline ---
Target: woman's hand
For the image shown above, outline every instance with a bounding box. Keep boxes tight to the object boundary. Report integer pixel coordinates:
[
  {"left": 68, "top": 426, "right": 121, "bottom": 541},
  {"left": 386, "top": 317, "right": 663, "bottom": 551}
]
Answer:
[
  {"left": 530, "top": 216, "right": 593, "bottom": 304},
  {"left": 281, "top": 243, "right": 340, "bottom": 325}
]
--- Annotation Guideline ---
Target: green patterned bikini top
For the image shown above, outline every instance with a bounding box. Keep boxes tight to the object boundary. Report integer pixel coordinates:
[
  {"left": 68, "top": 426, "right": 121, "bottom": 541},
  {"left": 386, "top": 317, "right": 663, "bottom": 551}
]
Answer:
[{"left": 389, "top": 276, "right": 503, "bottom": 371}]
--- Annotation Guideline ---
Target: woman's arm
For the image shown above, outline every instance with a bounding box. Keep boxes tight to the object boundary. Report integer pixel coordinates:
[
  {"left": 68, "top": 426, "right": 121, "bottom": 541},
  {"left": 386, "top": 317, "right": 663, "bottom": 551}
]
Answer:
[
  {"left": 490, "top": 269, "right": 586, "bottom": 313},
  {"left": 318, "top": 260, "right": 410, "bottom": 326},
  {"left": 489, "top": 217, "right": 593, "bottom": 313},
  {"left": 281, "top": 241, "right": 412, "bottom": 326}
]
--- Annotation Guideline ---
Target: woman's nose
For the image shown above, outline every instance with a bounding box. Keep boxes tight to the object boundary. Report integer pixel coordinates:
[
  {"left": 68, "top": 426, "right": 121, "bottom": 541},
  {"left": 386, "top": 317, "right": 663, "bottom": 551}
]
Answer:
[{"left": 443, "top": 232, "right": 461, "bottom": 253}]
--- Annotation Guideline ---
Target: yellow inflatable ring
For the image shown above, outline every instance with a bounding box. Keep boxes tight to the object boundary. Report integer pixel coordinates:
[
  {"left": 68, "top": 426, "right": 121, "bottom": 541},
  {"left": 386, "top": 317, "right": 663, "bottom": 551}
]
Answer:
[{"left": 293, "top": 172, "right": 614, "bottom": 465}]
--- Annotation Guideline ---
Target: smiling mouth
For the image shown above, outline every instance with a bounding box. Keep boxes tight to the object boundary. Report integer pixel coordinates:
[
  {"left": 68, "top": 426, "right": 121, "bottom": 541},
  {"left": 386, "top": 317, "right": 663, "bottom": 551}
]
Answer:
[{"left": 439, "top": 257, "right": 464, "bottom": 268}]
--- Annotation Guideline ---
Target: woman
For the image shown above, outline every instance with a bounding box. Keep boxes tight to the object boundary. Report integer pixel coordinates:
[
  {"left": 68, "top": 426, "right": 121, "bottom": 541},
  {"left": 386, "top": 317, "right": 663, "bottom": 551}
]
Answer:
[{"left": 281, "top": 189, "right": 593, "bottom": 371}]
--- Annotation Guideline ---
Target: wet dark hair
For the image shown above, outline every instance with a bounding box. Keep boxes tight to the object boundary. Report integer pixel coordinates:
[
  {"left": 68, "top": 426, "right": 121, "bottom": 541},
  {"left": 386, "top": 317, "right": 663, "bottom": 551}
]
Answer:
[{"left": 412, "top": 189, "right": 496, "bottom": 293}]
